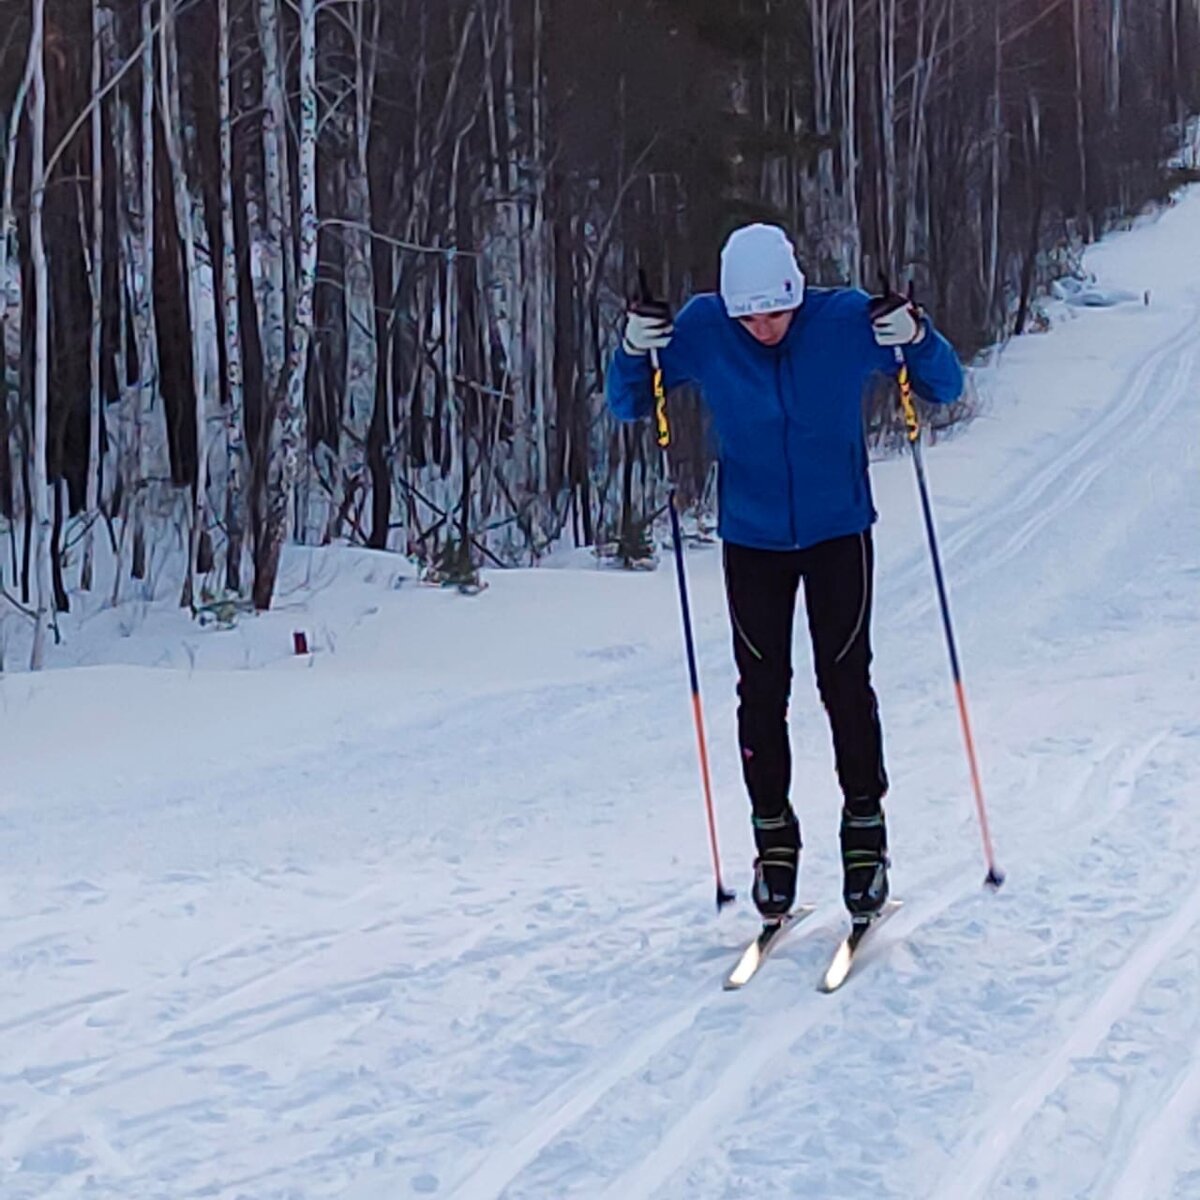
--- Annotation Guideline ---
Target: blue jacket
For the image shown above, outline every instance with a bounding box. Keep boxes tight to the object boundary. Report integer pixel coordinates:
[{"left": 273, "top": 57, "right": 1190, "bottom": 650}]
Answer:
[{"left": 606, "top": 288, "right": 964, "bottom": 551}]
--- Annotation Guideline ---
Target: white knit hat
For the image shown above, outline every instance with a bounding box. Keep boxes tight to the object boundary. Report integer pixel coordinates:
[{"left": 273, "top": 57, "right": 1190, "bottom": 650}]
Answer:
[{"left": 719, "top": 224, "right": 806, "bottom": 317}]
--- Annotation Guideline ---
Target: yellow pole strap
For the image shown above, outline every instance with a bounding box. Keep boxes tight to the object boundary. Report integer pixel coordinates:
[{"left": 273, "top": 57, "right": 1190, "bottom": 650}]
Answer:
[
  {"left": 896, "top": 352, "right": 920, "bottom": 444},
  {"left": 653, "top": 362, "right": 670, "bottom": 449}
]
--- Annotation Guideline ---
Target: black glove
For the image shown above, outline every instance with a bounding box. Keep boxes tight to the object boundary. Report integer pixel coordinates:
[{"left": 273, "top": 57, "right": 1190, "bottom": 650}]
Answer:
[
  {"left": 624, "top": 271, "right": 674, "bottom": 356},
  {"left": 869, "top": 281, "right": 926, "bottom": 347},
  {"left": 624, "top": 296, "right": 674, "bottom": 356}
]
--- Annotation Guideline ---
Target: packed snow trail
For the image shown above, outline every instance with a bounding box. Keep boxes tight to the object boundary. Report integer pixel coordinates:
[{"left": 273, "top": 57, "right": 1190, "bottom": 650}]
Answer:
[{"left": 1, "top": 189, "right": 1199, "bottom": 1199}]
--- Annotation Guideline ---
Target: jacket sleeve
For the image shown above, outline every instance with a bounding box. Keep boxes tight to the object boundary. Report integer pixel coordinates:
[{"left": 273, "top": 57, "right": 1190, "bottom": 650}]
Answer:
[
  {"left": 605, "top": 298, "right": 705, "bottom": 424},
  {"left": 605, "top": 343, "right": 655, "bottom": 422},
  {"left": 903, "top": 316, "right": 964, "bottom": 406}
]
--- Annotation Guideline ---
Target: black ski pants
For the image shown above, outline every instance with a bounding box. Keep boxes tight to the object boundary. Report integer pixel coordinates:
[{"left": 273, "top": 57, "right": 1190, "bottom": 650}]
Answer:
[{"left": 723, "top": 531, "right": 888, "bottom": 844}]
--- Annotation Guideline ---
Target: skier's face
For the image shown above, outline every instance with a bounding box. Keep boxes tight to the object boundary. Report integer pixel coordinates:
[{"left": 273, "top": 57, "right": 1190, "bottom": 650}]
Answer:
[{"left": 738, "top": 309, "right": 795, "bottom": 346}]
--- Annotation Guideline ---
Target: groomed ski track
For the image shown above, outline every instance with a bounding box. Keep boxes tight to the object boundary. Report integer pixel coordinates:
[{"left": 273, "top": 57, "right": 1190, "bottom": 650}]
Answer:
[{"left": 1, "top": 192, "right": 1199, "bottom": 1198}]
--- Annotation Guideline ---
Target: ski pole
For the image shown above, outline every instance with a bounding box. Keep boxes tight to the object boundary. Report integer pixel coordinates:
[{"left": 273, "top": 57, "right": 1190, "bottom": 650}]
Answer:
[
  {"left": 650, "top": 347, "right": 736, "bottom": 912},
  {"left": 894, "top": 346, "right": 1005, "bottom": 891}
]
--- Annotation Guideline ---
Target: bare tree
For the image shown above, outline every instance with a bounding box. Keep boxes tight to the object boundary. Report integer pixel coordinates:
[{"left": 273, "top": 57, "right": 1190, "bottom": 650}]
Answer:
[
  {"left": 131, "top": 0, "right": 160, "bottom": 582},
  {"left": 217, "top": 0, "right": 246, "bottom": 593},
  {"left": 28, "top": 0, "right": 52, "bottom": 668},
  {"left": 1072, "top": 0, "right": 1092, "bottom": 240},
  {"left": 81, "top": 0, "right": 106, "bottom": 593},
  {"left": 253, "top": 0, "right": 318, "bottom": 610},
  {"left": 159, "top": 0, "right": 209, "bottom": 609}
]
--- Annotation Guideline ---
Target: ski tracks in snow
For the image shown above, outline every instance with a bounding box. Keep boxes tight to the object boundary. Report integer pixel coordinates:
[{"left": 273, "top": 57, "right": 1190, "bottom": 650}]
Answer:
[
  {"left": 923, "top": 727, "right": 1197, "bottom": 1200},
  {"left": 929, "top": 873, "right": 1200, "bottom": 1200},
  {"left": 448, "top": 966, "right": 757, "bottom": 1200},
  {"left": 0, "top": 870, "right": 567, "bottom": 1198},
  {"left": 590, "top": 728, "right": 1184, "bottom": 1200},
  {"left": 441, "top": 696, "right": 1193, "bottom": 1200},
  {"left": 1108, "top": 1039, "right": 1200, "bottom": 1200},
  {"left": 451, "top": 795, "right": 1082, "bottom": 1200},
  {"left": 593, "top": 885, "right": 972, "bottom": 1200},
  {"left": 884, "top": 298, "right": 1199, "bottom": 628}
]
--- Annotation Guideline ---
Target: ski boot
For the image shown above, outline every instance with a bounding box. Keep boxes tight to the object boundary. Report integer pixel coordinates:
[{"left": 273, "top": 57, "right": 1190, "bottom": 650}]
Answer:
[
  {"left": 751, "top": 808, "right": 801, "bottom": 922},
  {"left": 841, "top": 796, "right": 889, "bottom": 920}
]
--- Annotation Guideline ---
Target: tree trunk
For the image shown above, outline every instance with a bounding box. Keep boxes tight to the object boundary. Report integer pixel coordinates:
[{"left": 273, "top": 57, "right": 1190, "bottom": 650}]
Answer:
[
  {"left": 502, "top": 0, "right": 530, "bottom": 499},
  {"left": 842, "top": 0, "right": 861, "bottom": 286},
  {"left": 29, "top": 0, "right": 53, "bottom": 669},
  {"left": 218, "top": 0, "right": 246, "bottom": 593},
  {"left": 82, "top": 0, "right": 106, "bottom": 592},
  {"left": 256, "top": 0, "right": 289, "bottom": 400},
  {"left": 0, "top": 27, "right": 36, "bottom": 329},
  {"left": 877, "top": 0, "right": 898, "bottom": 273},
  {"left": 1169, "top": 0, "right": 1181, "bottom": 127},
  {"left": 530, "top": 0, "right": 550, "bottom": 515},
  {"left": 132, "top": 0, "right": 159, "bottom": 581},
  {"left": 160, "top": 0, "right": 208, "bottom": 610},
  {"left": 254, "top": 0, "right": 317, "bottom": 610},
  {"left": 985, "top": 1, "right": 1002, "bottom": 326},
  {"left": 340, "top": 0, "right": 378, "bottom": 542},
  {"left": 1072, "top": 0, "right": 1092, "bottom": 240},
  {"left": 1014, "top": 95, "right": 1044, "bottom": 337},
  {"left": 1108, "top": 0, "right": 1122, "bottom": 117},
  {"left": 1, "top": 5, "right": 37, "bottom": 544}
]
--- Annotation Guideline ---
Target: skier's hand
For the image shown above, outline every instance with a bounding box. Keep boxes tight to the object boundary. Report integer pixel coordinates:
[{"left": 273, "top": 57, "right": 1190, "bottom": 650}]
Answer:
[
  {"left": 623, "top": 296, "right": 674, "bottom": 356},
  {"left": 869, "top": 290, "right": 926, "bottom": 347}
]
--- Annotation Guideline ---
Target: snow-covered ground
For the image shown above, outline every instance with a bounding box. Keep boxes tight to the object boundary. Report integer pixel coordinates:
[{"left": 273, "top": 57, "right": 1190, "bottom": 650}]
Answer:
[{"left": 2, "top": 188, "right": 1199, "bottom": 1199}]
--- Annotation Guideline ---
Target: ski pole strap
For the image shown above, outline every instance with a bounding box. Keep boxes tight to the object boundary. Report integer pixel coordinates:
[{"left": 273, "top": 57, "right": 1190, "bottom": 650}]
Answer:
[
  {"left": 894, "top": 348, "right": 920, "bottom": 443},
  {"left": 639, "top": 271, "right": 671, "bottom": 448},
  {"left": 652, "top": 361, "right": 670, "bottom": 449}
]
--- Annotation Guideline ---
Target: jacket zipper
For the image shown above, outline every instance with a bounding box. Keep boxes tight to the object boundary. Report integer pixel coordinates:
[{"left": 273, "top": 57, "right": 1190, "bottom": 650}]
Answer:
[{"left": 775, "top": 356, "right": 798, "bottom": 546}]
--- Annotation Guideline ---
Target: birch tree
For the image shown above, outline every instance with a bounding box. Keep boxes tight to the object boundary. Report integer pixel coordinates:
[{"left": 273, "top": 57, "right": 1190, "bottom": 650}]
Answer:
[
  {"left": 217, "top": 0, "right": 246, "bottom": 593},
  {"left": 253, "top": 0, "right": 317, "bottom": 610},
  {"left": 82, "top": 0, "right": 106, "bottom": 592},
  {"left": 1108, "top": 0, "right": 1122, "bottom": 117},
  {"left": 339, "top": 0, "right": 379, "bottom": 535},
  {"left": 159, "top": 0, "right": 209, "bottom": 609},
  {"left": 28, "top": 0, "right": 53, "bottom": 668},
  {"left": 131, "top": 0, "right": 159, "bottom": 583},
  {"left": 841, "top": 0, "right": 861, "bottom": 286},
  {"left": 877, "top": 0, "right": 899, "bottom": 273},
  {"left": 255, "top": 0, "right": 290, "bottom": 401}
]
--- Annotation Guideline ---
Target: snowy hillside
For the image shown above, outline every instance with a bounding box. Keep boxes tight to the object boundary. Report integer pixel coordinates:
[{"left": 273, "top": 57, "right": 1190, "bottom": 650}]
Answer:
[{"left": 2, "top": 187, "right": 1199, "bottom": 1199}]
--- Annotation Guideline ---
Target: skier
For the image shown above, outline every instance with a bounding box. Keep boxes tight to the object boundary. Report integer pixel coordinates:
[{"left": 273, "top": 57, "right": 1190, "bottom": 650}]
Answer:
[{"left": 606, "top": 223, "right": 964, "bottom": 923}]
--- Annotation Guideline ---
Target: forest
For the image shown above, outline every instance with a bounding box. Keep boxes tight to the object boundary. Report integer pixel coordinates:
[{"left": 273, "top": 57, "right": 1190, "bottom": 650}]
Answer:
[{"left": 1, "top": 0, "right": 1197, "bottom": 666}]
